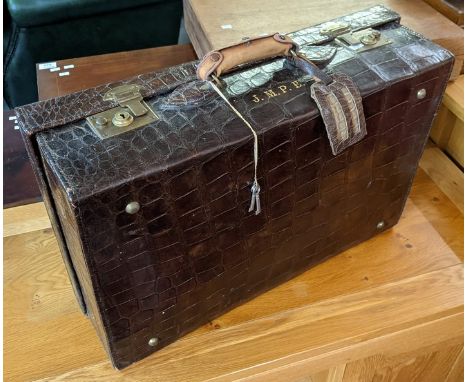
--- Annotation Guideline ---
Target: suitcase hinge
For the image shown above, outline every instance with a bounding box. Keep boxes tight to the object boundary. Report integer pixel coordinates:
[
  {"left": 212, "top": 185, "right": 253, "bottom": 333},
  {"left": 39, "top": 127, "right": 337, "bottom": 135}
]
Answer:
[
  {"left": 87, "top": 84, "right": 158, "bottom": 139},
  {"left": 319, "top": 22, "right": 351, "bottom": 37}
]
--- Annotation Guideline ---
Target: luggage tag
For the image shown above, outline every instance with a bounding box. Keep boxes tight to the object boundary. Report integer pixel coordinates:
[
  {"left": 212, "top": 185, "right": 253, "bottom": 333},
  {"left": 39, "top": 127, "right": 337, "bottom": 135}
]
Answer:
[
  {"left": 291, "top": 50, "right": 367, "bottom": 155},
  {"left": 309, "top": 71, "right": 367, "bottom": 155}
]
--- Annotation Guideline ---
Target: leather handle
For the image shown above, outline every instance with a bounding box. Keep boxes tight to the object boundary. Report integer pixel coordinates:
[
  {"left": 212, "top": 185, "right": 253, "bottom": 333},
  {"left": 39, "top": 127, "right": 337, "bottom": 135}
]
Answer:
[{"left": 197, "top": 33, "right": 298, "bottom": 81}]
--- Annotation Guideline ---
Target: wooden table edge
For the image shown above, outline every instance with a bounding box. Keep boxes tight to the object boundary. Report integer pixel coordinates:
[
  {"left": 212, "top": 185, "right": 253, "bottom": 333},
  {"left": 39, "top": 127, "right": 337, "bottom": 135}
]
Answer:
[{"left": 25, "top": 264, "right": 463, "bottom": 381}]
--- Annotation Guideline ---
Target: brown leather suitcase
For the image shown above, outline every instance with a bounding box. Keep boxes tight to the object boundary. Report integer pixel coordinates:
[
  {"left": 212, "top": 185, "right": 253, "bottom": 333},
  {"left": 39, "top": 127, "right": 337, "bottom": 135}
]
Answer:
[{"left": 16, "top": 5, "right": 454, "bottom": 369}]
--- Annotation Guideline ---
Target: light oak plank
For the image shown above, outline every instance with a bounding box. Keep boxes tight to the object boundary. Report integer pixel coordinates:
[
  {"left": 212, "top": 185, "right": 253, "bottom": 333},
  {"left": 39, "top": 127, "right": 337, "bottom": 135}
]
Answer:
[
  {"left": 307, "top": 364, "right": 345, "bottom": 382},
  {"left": 342, "top": 342, "right": 464, "bottom": 382},
  {"left": 444, "top": 75, "right": 464, "bottom": 122},
  {"left": 3, "top": 202, "right": 51, "bottom": 237},
  {"left": 32, "top": 266, "right": 463, "bottom": 381},
  {"left": 217, "top": 316, "right": 464, "bottom": 382},
  {"left": 410, "top": 169, "right": 463, "bottom": 261},
  {"left": 4, "top": 229, "right": 106, "bottom": 382},
  {"left": 327, "top": 365, "right": 346, "bottom": 382},
  {"left": 446, "top": 118, "right": 464, "bottom": 166},
  {"left": 431, "top": 104, "right": 457, "bottom": 149},
  {"left": 429, "top": 75, "right": 463, "bottom": 167},
  {"left": 445, "top": 347, "right": 464, "bottom": 382},
  {"left": 419, "top": 142, "right": 464, "bottom": 213}
]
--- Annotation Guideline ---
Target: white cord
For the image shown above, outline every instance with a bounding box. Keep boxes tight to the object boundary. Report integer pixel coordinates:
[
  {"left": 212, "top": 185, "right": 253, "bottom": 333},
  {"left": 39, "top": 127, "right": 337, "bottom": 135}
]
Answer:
[{"left": 209, "top": 81, "right": 261, "bottom": 215}]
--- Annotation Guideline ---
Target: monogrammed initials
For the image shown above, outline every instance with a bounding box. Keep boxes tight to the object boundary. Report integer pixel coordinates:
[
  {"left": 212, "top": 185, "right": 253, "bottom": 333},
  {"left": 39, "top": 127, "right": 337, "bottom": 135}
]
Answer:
[{"left": 252, "top": 80, "right": 304, "bottom": 103}]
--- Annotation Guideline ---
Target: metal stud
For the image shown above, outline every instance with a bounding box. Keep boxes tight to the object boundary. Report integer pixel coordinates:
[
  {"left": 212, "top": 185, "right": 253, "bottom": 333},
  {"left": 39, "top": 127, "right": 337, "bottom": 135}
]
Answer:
[
  {"left": 95, "top": 116, "right": 108, "bottom": 127},
  {"left": 416, "top": 88, "right": 426, "bottom": 100},
  {"left": 148, "top": 337, "right": 159, "bottom": 347},
  {"left": 125, "top": 201, "right": 140, "bottom": 214},
  {"left": 376, "top": 221, "right": 385, "bottom": 229}
]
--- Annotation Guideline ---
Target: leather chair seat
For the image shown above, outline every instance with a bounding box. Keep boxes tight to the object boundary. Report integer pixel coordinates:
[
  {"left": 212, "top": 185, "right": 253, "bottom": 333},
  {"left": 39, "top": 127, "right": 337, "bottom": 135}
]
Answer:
[
  {"left": 4, "top": 0, "right": 182, "bottom": 107},
  {"left": 8, "top": 0, "right": 170, "bottom": 27}
]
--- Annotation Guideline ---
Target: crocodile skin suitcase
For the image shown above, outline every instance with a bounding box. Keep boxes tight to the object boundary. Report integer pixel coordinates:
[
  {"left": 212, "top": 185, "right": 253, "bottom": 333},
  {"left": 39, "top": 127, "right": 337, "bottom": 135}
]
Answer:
[{"left": 16, "top": 6, "right": 454, "bottom": 369}]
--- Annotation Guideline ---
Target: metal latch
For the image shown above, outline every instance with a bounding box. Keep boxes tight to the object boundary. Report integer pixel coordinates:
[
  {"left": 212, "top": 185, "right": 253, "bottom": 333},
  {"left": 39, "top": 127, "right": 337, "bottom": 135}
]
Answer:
[
  {"left": 335, "top": 28, "right": 392, "bottom": 52},
  {"left": 87, "top": 84, "right": 158, "bottom": 139}
]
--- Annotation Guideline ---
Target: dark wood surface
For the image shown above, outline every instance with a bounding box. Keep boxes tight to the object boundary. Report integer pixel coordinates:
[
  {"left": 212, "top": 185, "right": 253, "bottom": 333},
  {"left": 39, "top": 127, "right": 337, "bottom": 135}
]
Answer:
[
  {"left": 4, "top": 44, "right": 197, "bottom": 208},
  {"left": 3, "top": 110, "right": 41, "bottom": 207},
  {"left": 36, "top": 44, "right": 197, "bottom": 100}
]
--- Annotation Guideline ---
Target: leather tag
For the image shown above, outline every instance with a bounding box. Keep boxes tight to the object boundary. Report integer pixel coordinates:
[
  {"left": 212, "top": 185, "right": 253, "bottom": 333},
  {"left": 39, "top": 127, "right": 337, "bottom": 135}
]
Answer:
[{"left": 310, "top": 72, "right": 366, "bottom": 155}]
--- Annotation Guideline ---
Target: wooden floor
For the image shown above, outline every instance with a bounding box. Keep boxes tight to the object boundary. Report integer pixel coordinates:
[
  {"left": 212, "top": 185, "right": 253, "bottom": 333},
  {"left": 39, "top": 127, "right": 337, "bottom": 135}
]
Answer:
[{"left": 4, "top": 162, "right": 463, "bottom": 381}]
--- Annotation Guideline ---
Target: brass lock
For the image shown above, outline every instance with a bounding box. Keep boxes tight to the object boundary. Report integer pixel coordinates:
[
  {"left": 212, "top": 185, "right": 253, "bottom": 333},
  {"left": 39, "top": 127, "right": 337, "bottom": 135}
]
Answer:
[
  {"left": 112, "top": 111, "right": 134, "bottom": 127},
  {"left": 87, "top": 84, "right": 158, "bottom": 139}
]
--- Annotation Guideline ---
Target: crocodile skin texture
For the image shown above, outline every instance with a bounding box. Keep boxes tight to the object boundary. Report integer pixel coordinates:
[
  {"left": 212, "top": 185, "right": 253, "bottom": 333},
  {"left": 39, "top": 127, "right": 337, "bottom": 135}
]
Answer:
[
  {"left": 289, "top": 5, "right": 400, "bottom": 46},
  {"left": 16, "top": 6, "right": 453, "bottom": 370}
]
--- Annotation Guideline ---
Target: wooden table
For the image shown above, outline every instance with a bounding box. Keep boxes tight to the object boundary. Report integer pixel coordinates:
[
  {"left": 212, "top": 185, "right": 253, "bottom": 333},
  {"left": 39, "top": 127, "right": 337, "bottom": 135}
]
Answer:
[
  {"left": 184, "top": 0, "right": 464, "bottom": 80},
  {"left": 35, "top": 44, "right": 196, "bottom": 101},
  {"left": 4, "top": 45, "right": 464, "bottom": 381}
]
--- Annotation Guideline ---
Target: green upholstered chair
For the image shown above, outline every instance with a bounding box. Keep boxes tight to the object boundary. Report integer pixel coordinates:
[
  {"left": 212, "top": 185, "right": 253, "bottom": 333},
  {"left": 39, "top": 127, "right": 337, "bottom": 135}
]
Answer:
[{"left": 3, "top": 0, "right": 182, "bottom": 107}]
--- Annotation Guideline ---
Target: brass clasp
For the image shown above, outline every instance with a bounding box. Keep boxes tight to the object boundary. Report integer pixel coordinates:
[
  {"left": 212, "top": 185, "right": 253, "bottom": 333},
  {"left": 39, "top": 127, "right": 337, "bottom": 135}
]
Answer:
[
  {"left": 87, "top": 84, "right": 158, "bottom": 139},
  {"left": 103, "top": 85, "right": 148, "bottom": 116}
]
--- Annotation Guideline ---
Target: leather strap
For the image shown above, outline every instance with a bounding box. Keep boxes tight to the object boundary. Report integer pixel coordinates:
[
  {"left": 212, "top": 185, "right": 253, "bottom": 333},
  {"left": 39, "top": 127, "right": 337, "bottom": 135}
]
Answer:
[{"left": 288, "top": 52, "right": 333, "bottom": 84}]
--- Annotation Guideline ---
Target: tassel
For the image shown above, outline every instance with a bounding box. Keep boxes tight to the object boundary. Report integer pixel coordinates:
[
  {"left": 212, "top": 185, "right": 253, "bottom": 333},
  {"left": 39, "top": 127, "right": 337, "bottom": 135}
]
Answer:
[{"left": 248, "top": 181, "right": 261, "bottom": 215}]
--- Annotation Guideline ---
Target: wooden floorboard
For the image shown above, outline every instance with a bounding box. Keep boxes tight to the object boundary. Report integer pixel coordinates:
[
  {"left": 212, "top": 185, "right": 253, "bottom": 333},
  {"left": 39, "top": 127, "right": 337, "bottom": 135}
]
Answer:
[
  {"left": 4, "top": 202, "right": 51, "bottom": 237},
  {"left": 419, "top": 141, "right": 464, "bottom": 213}
]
